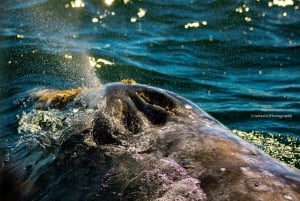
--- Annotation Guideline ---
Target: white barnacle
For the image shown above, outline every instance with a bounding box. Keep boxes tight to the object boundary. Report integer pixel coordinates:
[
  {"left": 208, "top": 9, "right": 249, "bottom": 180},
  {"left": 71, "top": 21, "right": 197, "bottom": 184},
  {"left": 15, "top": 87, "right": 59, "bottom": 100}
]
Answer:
[
  {"left": 184, "top": 104, "right": 193, "bottom": 109},
  {"left": 127, "top": 146, "right": 137, "bottom": 154},
  {"left": 283, "top": 194, "right": 295, "bottom": 201}
]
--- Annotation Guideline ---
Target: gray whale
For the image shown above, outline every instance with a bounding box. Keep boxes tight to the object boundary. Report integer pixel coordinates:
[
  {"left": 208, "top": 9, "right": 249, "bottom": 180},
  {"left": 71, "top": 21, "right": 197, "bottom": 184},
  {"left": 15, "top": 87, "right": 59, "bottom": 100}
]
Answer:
[{"left": 28, "top": 82, "right": 300, "bottom": 200}]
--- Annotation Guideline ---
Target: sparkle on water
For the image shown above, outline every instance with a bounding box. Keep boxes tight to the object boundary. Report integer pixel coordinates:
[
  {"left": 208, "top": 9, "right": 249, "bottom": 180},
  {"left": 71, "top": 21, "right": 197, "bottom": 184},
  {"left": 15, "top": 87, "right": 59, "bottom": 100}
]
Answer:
[{"left": 233, "top": 129, "right": 300, "bottom": 168}]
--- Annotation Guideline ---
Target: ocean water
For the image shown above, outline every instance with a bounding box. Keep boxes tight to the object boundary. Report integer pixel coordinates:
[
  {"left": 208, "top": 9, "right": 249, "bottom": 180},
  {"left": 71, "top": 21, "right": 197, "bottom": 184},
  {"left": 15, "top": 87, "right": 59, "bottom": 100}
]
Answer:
[{"left": 0, "top": 0, "right": 299, "bottom": 200}]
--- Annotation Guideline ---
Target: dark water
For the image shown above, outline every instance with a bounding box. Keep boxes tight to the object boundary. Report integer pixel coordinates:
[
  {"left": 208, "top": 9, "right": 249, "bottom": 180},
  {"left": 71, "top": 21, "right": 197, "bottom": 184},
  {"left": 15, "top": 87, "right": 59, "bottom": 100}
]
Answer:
[{"left": 0, "top": 0, "right": 300, "bottom": 200}]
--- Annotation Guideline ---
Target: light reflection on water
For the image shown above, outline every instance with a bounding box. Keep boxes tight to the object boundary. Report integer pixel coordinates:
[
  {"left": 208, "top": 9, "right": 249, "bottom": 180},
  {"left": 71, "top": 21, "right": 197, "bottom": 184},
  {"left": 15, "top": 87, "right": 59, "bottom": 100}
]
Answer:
[{"left": 0, "top": 0, "right": 299, "bottom": 199}]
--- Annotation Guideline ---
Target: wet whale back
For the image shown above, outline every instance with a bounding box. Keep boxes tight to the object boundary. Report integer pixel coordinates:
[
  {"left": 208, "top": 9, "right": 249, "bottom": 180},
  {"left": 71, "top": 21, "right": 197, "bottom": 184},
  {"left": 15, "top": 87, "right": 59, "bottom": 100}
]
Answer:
[
  {"left": 83, "top": 83, "right": 300, "bottom": 200},
  {"left": 20, "top": 82, "right": 300, "bottom": 200}
]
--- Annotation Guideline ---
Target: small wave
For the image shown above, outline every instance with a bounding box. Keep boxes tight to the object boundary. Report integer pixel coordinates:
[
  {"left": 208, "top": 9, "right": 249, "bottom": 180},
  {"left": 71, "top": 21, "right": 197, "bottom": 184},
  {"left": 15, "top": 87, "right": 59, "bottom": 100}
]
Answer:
[
  {"left": 233, "top": 129, "right": 300, "bottom": 169},
  {"left": 17, "top": 109, "right": 69, "bottom": 148},
  {"left": 6, "top": 0, "right": 48, "bottom": 10}
]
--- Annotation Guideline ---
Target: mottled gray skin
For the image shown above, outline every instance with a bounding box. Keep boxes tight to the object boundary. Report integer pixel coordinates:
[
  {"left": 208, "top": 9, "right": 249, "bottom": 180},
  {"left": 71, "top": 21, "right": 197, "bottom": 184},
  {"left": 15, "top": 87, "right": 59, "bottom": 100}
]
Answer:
[{"left": 40, "top": 83, "right": 300, "bottom": 201}]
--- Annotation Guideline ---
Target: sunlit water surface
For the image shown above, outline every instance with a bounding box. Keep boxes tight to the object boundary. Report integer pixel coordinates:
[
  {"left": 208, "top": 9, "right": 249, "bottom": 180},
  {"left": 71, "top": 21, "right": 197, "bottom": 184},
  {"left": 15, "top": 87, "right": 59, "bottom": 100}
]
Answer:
[{"left": 0, "top": 0, "right": 299, "bottom": 200}]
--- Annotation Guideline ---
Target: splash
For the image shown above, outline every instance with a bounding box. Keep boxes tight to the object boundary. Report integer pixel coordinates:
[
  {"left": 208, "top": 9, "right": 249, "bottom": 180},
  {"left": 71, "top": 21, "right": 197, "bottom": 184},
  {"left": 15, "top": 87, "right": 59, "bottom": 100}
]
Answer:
[
  {"left": 17, "top": 109, "right": 69, "bottom": 148},
  {"left": 17, "top": 1, "right": 103, "bottom": 88},
  {"left": 233, "top": 129, "right": 300, "bottom": 168},
  {"left": 88, "top": 56, "right": 114, "bottom": 68}
]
